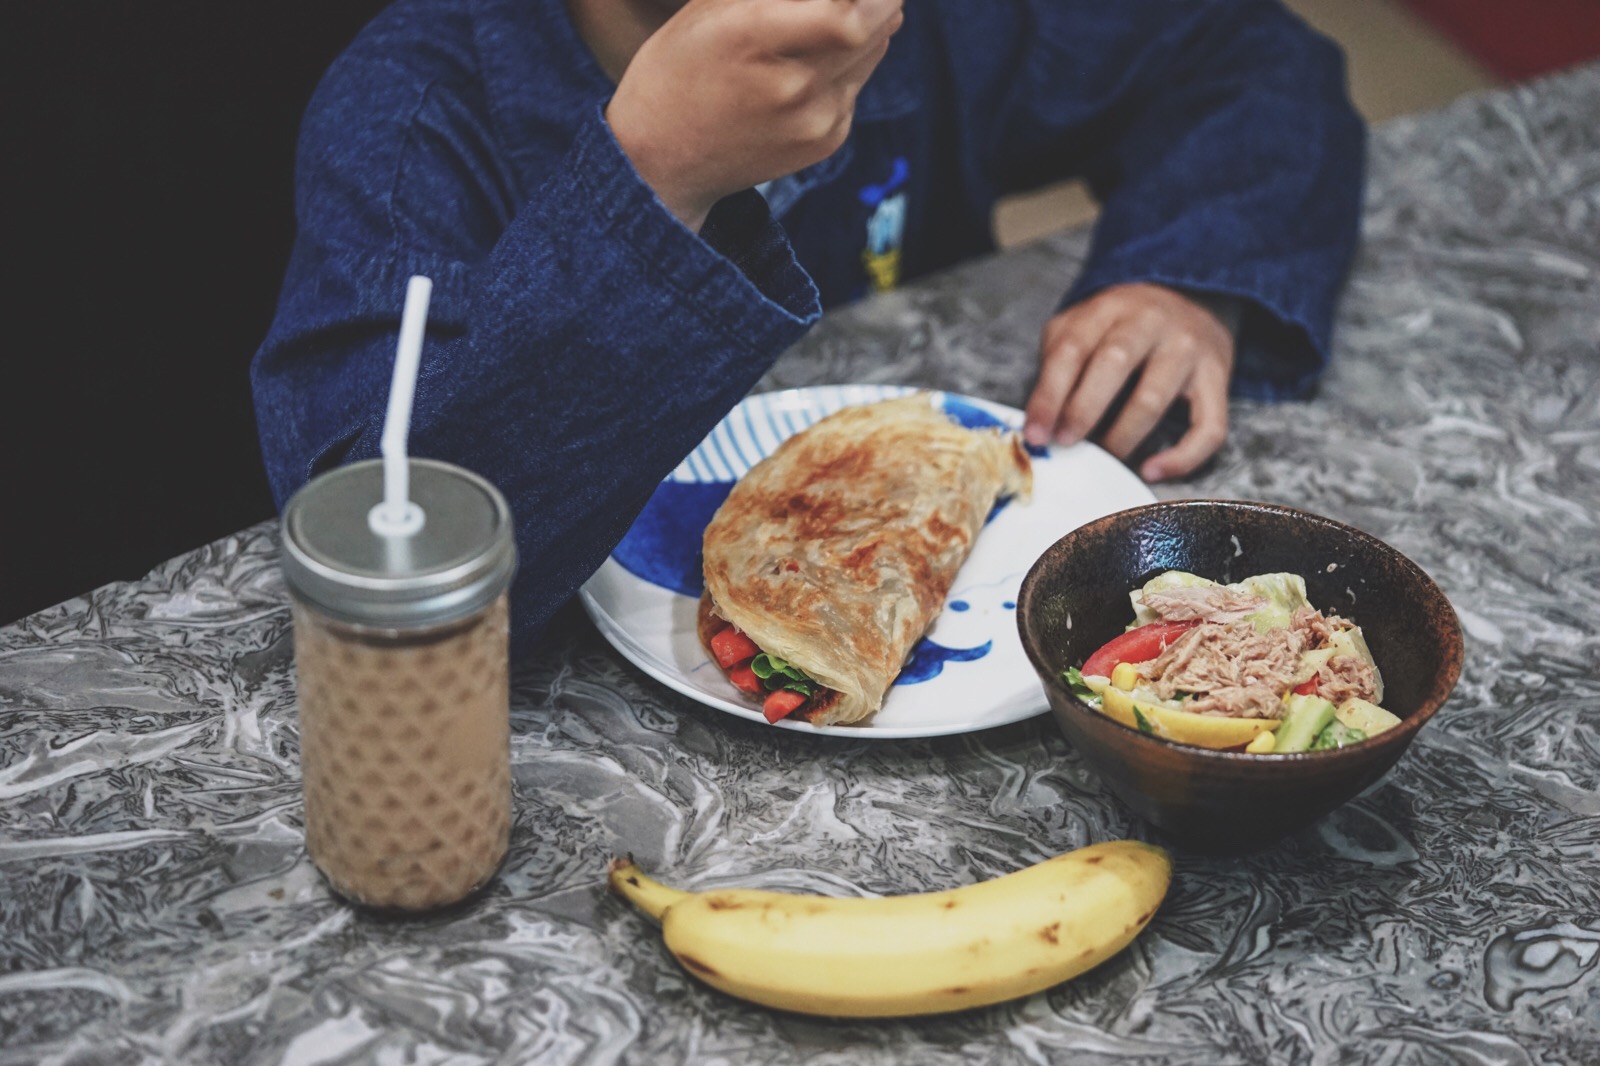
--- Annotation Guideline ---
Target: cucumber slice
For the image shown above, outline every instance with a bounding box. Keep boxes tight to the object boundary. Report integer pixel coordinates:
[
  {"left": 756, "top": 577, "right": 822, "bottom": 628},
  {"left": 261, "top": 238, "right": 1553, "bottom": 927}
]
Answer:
[
  {"left": 1277, "top": 694, "right": 1338, "bottom": 753},
  {"left": 1310, "top": 720, "right": 1368, "bottom": 750}
]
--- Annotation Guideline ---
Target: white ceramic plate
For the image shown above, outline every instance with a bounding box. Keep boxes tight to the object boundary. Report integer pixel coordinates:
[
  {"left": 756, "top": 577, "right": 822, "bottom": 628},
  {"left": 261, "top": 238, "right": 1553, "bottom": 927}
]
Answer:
[{"left": 578, "top": 385, "right": 1155, "bottom": 737}]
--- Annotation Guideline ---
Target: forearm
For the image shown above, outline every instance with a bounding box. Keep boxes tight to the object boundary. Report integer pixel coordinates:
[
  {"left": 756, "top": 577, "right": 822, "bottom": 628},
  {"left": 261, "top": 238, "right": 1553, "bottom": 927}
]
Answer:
[{"left": 253, "top": 112, "right": 821, "bottom": 649}]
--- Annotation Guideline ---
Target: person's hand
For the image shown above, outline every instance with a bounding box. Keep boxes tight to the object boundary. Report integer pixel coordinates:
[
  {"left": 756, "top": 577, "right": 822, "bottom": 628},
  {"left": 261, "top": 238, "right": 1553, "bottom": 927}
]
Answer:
[
  {"left": 607, "top": 0, "right": 904, "bottom": 230},
  {"left": 1023, "top": 283, "right": 1236, "bottom": 482}
]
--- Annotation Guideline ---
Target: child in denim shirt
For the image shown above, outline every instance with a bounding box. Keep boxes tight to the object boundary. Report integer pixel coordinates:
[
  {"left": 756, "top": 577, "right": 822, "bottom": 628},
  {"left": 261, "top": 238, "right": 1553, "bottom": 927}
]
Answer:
[{"left": 252, "top": 0, "right": 1364, "bottom": 649}]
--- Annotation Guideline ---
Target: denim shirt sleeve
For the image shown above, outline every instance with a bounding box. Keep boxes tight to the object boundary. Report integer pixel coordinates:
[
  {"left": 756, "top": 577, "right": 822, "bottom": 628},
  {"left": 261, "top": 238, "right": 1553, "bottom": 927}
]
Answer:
[
  {"left": 982, "top": 0, "right": 1366, "bottom": 400},
  {"left": 252, "top": 89, "right": 819, "bottom": 651}
]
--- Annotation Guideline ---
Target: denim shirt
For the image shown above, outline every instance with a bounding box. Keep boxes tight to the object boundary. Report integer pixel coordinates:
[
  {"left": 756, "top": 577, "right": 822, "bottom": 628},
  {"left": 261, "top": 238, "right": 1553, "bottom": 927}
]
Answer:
[{"left": 251, "top": 0, "right": 1365, "bottom": 651}]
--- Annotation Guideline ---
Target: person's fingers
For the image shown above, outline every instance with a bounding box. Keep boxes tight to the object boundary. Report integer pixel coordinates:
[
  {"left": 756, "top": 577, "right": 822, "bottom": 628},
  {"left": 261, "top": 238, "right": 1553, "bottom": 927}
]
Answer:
[
  {"left": 856, "top": 0, "right": 906, "bottom": 44},
  {"left": 826, "top": 18, "right": 895, "bottom": 92},
  {"left": 1024, "top": 307, "right": 1112, "bottom": 446},
  {"left": 854, "top": 0, "right": 906, "bottom": 26},
  {"left": 767, "top": 0, "right": 902, "bottom": 58},
  {"left": 1097, "top": 336, "right": 1195, "bottom": 459},
  {"left": 835, "top": 8, "right": 900, "bottom": 90},
  {"left": 781, "top": 28, "right": 892, "bottom": 153},
  {"left": 1141, "top": 359, "right": 1230, "bottom": 481},
  {"left": 762, "top": 1, "right": 898, "bottom": 116},
  {"left": 1057, "top": 315, "right": 1160, "bottom": 445}
]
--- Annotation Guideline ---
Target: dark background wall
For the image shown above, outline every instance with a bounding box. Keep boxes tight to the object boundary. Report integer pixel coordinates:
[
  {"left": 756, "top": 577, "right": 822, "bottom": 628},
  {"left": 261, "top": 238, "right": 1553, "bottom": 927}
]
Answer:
[{"left": 4, "top": 2, "right": 391, "bottom": 625}]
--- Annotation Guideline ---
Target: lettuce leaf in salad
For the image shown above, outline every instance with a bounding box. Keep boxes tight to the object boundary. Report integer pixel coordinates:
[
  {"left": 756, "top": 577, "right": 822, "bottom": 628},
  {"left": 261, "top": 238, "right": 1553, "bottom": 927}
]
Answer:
[
  {"left": 1234, "top": 572, "right": 1311, "bottom": 632},
  {"left": 750, "top": 653, "right": 817, "bottom": 697},
  {"left": 1062, "top": 667, "right": 1102, "bottom": 710},
  {"left": 1066, "top": 667, "right": 1187, "bottom": 714},
  {"left": 1129, "top": 569, "right": 1310, "bottom": 632},
  {"left": 1128, "top": 570, "right": 1216, "bottom": 627}
]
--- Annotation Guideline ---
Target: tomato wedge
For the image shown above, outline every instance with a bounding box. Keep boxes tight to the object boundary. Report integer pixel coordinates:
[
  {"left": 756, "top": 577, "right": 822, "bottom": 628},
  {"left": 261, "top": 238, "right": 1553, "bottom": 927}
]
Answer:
[
  {"left": 1293, "top": 673, "right": 1319, "bottom": 696},
  {"left": 1082, "top": 621, "right": 1198, "bottom": 678},
  {"left": 728, "top": 661, "right": 763, "bottom": 694},
  {"left": 763, "top": 689, "right": 808, "bottom": 723},
  {"left": 709, "top": 625, "right": 761, "bottom": 668}
]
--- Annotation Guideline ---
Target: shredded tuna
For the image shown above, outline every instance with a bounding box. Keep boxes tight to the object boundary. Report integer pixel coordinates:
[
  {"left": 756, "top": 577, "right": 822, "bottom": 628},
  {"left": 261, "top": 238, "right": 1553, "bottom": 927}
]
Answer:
[
  {"left": 1317, "top": 655, "right": 1379, "bottom": 704},
  {"left": 1139, "top": 586, "right": 1269, "bottom": 624},
  {"left": 1115, "top": 576, "right": 1383, "bottom": 722},
  {"left": 1291, "top": 606, "right": 1334, "bottom": 644},
  {"left": 1184, "top": 685, "right": 1285, "bottom": 719},
  {"left": 1136, "top": 619, "right": 1311, "bottom": 719}
]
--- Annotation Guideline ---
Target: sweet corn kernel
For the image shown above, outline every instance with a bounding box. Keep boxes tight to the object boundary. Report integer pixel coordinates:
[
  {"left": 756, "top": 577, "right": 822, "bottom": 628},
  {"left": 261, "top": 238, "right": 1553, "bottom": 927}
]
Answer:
[
  {"left": 1111, "top": 662, "right": 1140, "bottom": 691},
  {"left": 1246, "top": 731, "right": 1277, "bottom": 754}
]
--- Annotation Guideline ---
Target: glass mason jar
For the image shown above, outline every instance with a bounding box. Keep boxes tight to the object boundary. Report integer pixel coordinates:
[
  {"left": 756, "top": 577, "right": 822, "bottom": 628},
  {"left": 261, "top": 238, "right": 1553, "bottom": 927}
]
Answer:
[{"left": 280, "top": 458, "right": 517, "bottom": 912}]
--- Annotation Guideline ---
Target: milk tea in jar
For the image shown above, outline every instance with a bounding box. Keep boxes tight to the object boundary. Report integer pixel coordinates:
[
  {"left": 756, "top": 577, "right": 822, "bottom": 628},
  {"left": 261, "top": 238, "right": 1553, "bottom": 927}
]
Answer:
[{"left": 280, "top": 457, "right": 517, "bottom": 911}]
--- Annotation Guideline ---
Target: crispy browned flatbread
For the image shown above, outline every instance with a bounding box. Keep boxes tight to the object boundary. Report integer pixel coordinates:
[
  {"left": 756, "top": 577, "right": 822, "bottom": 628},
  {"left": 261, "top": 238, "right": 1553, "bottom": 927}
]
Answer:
[{"left": 701, "top": 394, "right": 1031, "bottom": 726}]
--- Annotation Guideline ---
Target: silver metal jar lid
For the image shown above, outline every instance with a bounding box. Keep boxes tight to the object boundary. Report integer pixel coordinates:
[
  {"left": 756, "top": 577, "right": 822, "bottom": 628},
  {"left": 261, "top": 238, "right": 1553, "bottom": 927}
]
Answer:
[{"left": 280, "top": 458, "right": 517, "bottom": 629}]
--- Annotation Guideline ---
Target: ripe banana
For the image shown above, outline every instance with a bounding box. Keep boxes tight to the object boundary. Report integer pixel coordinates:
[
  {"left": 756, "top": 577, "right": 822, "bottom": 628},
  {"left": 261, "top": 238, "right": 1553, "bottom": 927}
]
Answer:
[{"left": 608, "top": 840, "right": 1171, "bottom": 1018}]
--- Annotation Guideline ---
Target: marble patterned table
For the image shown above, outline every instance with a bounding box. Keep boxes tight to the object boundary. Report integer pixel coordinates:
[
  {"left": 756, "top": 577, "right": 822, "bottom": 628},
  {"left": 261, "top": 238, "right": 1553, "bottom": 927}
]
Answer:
[{"left": 4, "top": 64, "right": 1599, "bottom": 1066}]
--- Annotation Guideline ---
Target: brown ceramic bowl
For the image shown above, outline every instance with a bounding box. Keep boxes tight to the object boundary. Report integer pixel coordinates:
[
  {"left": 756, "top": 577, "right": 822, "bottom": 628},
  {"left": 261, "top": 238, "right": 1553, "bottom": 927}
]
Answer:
[{"left": 1016, "top": 499, "right": 1463, "bottom": 854}]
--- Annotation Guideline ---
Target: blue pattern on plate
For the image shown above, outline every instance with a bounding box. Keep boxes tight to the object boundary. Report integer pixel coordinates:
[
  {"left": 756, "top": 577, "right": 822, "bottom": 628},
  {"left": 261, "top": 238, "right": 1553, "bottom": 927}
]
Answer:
[
  {"left": 899, "top": 639, "right": 994, "bottom": 684},
  {"left": 611, "top": 482, "right": 731, "bottom": 597},
  {"left": 938, "top": 395, "right": 1007, "bottom": 431}
]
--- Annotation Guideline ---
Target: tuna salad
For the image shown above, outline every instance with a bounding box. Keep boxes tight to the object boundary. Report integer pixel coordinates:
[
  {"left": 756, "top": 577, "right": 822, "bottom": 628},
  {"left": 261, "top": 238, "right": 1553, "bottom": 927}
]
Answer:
[{"left": 1064, "top": 571, "right": 1403, "bottom": 753}]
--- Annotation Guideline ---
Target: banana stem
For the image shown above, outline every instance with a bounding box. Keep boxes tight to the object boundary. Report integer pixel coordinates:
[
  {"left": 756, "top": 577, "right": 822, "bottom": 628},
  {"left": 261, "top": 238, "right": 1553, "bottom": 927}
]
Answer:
[{"left": 608, "top": 858, "right": 690, "bottom": 921}]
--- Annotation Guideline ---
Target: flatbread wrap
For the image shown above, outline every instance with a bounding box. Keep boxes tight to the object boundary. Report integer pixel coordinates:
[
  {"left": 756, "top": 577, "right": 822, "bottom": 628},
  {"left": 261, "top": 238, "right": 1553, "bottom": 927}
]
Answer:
[{"left": 700, "top": 394, "right": 1032, "bottom": 726}]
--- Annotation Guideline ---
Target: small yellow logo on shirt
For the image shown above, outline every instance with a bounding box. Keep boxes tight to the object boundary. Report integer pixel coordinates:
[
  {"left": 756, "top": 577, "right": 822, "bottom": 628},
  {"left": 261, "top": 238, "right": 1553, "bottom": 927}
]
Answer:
[{"left": 860, "top": 157, "right": 909, "bottom": 293}]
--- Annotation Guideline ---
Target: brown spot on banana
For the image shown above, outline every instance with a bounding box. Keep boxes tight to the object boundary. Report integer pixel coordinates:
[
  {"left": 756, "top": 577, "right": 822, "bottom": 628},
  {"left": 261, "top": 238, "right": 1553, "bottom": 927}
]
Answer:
[
  {"left": 1085, "top": 855, "right": 1103, "bottom": 864},
  {"left": 705, "top": 897, "right": 743, "bottom": 911},
  {"left": 945, "top": 986, "right": 970, "bottom": 995},
  {"left": 1040, "top": 922, "right": 1061, "bottom": 945}
]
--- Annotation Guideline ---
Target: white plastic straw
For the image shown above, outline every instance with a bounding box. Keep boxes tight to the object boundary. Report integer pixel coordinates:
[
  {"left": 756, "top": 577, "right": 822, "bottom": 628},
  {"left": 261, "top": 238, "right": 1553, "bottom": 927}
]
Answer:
[{"left": 369, "top": 275, "right": 433, "bottom": 537}]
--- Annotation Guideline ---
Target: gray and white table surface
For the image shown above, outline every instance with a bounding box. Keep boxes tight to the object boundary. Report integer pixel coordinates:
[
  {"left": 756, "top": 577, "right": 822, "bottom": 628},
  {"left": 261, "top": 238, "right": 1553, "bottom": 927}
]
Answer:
[{"left": 4, "top": 63, "right": 1599, "bottom": 1066}]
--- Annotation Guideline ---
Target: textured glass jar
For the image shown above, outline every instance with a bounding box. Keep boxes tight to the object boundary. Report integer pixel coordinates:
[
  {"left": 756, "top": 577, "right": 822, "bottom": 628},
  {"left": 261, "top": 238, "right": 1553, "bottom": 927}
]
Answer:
[{"left": 280, "top": 459, "right": 517, "bottom": 911}]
